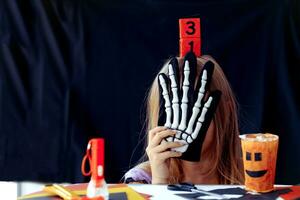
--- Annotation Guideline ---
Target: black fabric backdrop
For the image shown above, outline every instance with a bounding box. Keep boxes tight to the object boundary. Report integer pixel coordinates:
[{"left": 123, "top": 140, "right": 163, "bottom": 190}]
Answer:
[{"left": 0, "top": 0, "right": 299, "bottom": 184}]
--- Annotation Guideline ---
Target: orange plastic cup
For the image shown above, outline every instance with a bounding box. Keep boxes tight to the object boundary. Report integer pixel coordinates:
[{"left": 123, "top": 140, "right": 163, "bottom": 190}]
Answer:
[{"left": 240, "top": 133, "right": 279, "bottom": 193}]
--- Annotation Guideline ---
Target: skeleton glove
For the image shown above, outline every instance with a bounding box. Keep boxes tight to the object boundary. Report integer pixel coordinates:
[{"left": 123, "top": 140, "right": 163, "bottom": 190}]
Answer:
[{"left": 158, "top": 52, "right": 221, "bottom": 161}]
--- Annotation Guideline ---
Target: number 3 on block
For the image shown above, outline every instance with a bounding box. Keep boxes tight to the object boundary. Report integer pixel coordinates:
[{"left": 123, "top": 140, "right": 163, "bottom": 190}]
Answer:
[{"left": 179, "top": 18, "right": 201, "bottom": 38}]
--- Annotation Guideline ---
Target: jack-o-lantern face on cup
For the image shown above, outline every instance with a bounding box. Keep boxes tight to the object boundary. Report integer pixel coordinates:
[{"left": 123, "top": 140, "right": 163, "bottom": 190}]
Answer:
[{"left": 240, "top": 133, "right": 279, "bottom": 193}]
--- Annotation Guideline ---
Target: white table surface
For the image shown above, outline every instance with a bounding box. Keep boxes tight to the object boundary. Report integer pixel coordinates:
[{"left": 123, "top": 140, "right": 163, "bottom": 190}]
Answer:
[{"left": 129, "top": 184, "right": 245, "bottom": 200}]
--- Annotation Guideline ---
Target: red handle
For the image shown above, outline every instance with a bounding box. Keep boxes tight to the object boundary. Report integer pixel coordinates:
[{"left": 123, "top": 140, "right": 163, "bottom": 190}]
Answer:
[{"left": 81, "top": 138, "right": 105, "bottom": 181}]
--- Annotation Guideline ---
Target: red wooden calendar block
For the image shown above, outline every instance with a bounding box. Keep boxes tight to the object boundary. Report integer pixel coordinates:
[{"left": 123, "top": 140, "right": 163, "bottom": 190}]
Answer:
[
  {"left": 180, "top": 37, "right": 201, "bottom": 57},
  {"left": 179, "top": 18, "right": 201, "bottom": 38}
]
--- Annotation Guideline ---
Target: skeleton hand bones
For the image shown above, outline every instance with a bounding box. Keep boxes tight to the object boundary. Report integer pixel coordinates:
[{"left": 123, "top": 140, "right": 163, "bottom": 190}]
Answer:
[{"left": 158, "top": 52, "right": 221, "bottom": 161}]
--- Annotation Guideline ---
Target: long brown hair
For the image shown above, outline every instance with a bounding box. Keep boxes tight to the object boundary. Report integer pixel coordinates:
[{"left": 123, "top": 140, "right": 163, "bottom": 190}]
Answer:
[{"left": 140, "top": 55, "right": 244, "bottom": 184}]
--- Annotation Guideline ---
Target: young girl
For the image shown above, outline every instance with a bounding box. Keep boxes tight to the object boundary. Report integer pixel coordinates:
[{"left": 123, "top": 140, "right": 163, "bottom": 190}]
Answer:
[{"left": 124, "top": 54, "right": 244, "bottom": 185}]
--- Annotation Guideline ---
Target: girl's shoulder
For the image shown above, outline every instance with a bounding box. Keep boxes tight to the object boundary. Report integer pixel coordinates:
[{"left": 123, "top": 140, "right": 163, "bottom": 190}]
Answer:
[{"left": 124, "top": 161, "right": 152, "bottom": 184}]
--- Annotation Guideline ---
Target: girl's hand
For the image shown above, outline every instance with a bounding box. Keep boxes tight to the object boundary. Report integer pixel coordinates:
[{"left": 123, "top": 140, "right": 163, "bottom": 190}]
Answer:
[{"left": 146, "top": 126, "right": 184, "bottom": 184}]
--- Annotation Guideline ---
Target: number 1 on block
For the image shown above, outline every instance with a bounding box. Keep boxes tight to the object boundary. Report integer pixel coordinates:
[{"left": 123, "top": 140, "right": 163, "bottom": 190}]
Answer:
[{"left": 180, "top": 38, "right": 201, "bottom": 57}]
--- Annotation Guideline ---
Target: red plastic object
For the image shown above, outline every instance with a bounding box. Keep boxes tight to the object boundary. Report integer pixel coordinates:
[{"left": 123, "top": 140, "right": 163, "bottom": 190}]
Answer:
[
  {"left": 180, "top": 37, "right": 201, "bottom": 57},
  {"left": 179, "top": 18, "right": 201, "bottom": 38},
  {"left": 81, "top": 138, "right": 105, "bottom": 184}
]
